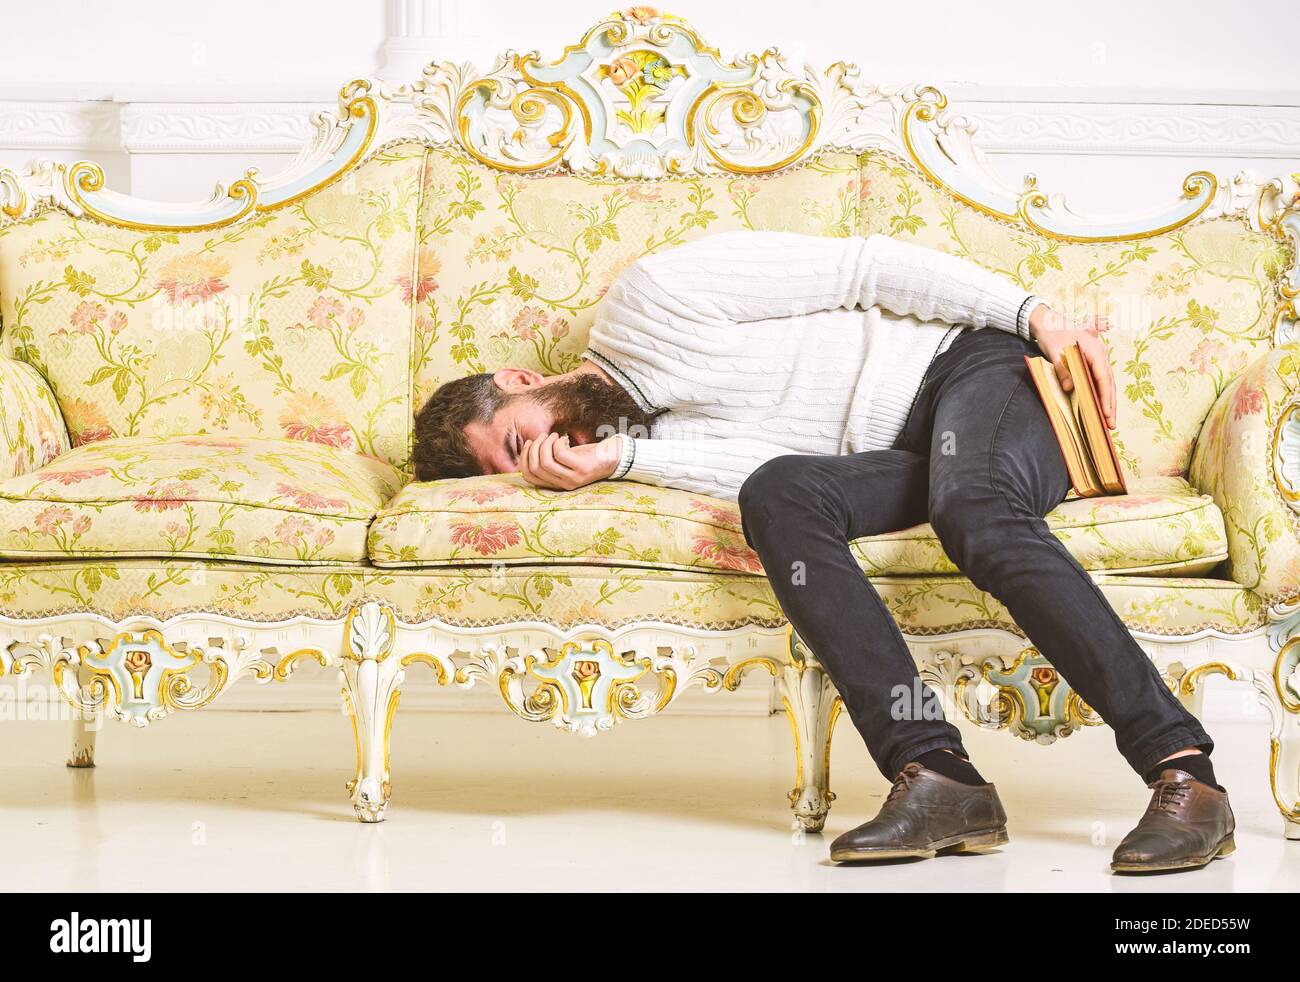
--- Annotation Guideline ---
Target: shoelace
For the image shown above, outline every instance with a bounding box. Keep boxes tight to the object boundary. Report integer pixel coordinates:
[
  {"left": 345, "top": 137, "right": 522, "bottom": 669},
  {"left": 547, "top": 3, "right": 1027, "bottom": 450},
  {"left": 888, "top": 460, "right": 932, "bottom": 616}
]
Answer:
[
  {"left": 885, "top": 764, "right": 923, "bottom": 804},
  {"left": 1153, "top": 781, "right": 1193, "bottom": 814}
]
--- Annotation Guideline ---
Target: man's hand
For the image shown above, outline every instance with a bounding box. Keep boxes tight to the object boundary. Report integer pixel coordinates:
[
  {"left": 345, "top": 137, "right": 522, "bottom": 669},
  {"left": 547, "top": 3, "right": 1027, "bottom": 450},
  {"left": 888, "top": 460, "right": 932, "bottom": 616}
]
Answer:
[
  {"left": 1029, "top": 306, "right": 1117, "bottom": 429},
  {"left": 520, "top": 433, "right": 622, "bottom": 491}
]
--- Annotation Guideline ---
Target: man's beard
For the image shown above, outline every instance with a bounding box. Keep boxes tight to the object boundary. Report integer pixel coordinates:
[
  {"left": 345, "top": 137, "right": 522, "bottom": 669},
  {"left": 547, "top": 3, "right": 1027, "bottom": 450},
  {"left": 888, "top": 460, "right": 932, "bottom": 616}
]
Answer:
[{"left": 525, "top": 372, "right": 655, "bottom": 446}]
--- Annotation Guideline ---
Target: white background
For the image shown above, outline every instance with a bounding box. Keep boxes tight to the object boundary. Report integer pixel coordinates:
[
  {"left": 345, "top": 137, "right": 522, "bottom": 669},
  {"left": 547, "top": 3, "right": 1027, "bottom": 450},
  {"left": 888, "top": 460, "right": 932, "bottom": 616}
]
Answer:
[
  {"left": 3, "top": 0, "right": 1295, "bottom": 92},
  {"left": 1, "top": 0, "right": 1297, "bottom": 211}
]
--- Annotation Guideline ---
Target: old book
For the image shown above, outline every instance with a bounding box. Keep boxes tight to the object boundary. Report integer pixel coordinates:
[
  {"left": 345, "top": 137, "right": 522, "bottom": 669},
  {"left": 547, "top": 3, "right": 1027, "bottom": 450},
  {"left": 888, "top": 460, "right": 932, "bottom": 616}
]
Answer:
[{"left": 1024, "top": 343, "right": 1127, "bottom": 497}]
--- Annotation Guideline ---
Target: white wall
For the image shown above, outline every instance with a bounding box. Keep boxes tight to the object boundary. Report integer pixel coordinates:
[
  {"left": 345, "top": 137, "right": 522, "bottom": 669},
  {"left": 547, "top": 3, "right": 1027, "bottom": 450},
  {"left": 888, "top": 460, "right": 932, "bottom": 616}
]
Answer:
[
  {"left": 1, "top": 0, "right": 1297, "bottom": 211},
  {"left": 3, "top": 0, "right": 1296, "bottom": 92}
]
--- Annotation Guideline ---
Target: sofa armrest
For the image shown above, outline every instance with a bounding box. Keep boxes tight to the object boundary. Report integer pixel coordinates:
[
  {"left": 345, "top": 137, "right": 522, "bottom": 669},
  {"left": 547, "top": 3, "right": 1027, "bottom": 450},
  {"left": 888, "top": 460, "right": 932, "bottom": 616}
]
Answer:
[
  {"left": 1190, "top": 344, "right": 1300, "bottom": 605},
  {"left": 0, "top": 357, "right": 69, "bottom": 480}
]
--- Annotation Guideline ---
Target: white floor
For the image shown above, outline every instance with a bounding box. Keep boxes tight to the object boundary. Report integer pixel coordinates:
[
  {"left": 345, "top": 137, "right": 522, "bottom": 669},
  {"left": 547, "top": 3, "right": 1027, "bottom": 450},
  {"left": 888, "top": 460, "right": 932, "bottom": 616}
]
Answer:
[{"left": 2, "top": 707, "right": 1297, "bottom": 892}]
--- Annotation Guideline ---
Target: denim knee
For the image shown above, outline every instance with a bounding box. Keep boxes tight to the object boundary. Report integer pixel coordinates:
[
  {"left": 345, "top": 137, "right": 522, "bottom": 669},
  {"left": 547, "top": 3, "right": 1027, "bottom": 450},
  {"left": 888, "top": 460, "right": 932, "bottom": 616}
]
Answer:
[
  {"left": 738, "top": 455, "right": 822, "bottom": 548},
  {"left": 928, "top": 484, "right": 1019, "bottom": 585}
]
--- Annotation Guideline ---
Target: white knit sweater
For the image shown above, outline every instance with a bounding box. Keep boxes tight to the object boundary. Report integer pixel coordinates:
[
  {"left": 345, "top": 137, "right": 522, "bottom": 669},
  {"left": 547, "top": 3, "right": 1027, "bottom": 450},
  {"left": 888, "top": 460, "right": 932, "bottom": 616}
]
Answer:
[{"left": 586, "top": 231, "right": 1045, "bottom": 501}]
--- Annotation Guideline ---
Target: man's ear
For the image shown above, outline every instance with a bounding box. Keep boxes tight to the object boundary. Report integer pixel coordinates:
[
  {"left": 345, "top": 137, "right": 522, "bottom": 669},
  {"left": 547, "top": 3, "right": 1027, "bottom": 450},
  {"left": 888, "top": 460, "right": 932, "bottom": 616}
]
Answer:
[{"left": 492, "top": 367, "right": 545, "bottom": 394}]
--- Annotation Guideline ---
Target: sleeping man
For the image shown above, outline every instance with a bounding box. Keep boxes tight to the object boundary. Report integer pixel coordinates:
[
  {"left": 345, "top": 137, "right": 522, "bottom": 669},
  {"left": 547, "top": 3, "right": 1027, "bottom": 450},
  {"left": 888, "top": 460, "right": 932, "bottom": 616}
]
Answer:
[{"left": 412, "top": 230, "right": 1234, "bottom": 874}]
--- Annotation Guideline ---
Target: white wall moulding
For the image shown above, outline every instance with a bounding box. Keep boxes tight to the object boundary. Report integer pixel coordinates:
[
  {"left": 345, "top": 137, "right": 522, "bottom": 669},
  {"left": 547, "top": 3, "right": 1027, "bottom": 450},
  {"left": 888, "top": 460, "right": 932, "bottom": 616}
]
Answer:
[
  {"left": 5, "top": 97, "right": 1298, "bottom": 160},
  {"left": 966, "top": 102, "right": 1300, "bottom": 158},
  {"left": 0, "top": 101, "right": 120, "bottom": 152},
  {"left": 118, "top": 103, "right": 328, "bottom": 153}
]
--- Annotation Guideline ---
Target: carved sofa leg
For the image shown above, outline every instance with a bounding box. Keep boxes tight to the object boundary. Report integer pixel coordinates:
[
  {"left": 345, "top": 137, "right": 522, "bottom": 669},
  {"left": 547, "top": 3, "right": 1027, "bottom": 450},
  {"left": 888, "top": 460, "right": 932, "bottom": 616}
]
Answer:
[
  {"left": 1253, "top": 643, "right": 1300, "bottom": 839},
  {"left": 66, "top": 661, "right": 98, "bottom": 768},
  {"left": 778, "top": 660, "right": 841, "bottom": 833},
  {"left": 67, "top": 713, "right": 97, "bottom": 768},
  {"left": 772, "top": 628, "right": 844, "bottom": 834},
  {"left": 339, "top": 602, "right": 403, "bottom": 823},
  {"left": 1271, "top": 711, "right": 1300, "bottom": 840},
  {"left": 725, "top": 629, "right": 842, "bottom": 832}
]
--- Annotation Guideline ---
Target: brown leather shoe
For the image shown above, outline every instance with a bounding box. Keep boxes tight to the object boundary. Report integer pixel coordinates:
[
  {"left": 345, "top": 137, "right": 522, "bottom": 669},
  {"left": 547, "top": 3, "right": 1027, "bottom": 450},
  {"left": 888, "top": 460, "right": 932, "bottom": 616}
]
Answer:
[
  {"left": 1111, "top": 768, "right": 1236, "bottom": 874},
  {"left": 829, "top": 762, "right": 1009, "bottom": 862}
]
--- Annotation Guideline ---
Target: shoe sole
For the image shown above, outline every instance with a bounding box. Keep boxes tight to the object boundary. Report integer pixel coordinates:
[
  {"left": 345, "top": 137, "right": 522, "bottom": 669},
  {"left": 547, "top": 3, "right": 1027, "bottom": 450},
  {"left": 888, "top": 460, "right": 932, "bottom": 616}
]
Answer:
[
  {"left": 831, "top": 826, "right": 1009, "bottom": 863},
  {"left": 1110, "top": 833, "right": 1236, "bottom": 874}
]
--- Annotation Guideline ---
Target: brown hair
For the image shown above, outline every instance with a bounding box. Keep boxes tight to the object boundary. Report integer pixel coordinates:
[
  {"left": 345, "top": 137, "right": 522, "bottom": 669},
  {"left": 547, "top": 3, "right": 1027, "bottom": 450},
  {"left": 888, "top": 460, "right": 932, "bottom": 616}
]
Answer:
[{"left": 412, "top": 373, "right": 504, "bottom": 481}]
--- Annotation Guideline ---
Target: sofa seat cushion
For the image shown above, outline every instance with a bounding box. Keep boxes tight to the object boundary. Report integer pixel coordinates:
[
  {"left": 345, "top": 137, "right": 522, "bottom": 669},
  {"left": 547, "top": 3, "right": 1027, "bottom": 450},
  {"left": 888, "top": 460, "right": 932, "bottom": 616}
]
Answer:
[
  {"left": 0, "top": 435, "right": 403, "bottom": 564},
  {"left": 367, "top": 474, "right": 1227, "bottom": 577}
]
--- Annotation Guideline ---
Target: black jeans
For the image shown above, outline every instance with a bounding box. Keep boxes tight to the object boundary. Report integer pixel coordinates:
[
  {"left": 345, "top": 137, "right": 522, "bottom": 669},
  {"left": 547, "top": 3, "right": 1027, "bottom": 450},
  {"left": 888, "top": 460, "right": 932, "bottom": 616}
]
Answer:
[{"left": 738, "top": 327, "right": 1212, "bottom": 780}]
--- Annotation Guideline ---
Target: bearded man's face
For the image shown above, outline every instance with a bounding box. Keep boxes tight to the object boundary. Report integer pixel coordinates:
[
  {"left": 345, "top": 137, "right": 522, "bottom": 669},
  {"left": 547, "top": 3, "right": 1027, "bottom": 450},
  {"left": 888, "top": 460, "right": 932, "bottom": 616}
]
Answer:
[{"left": 463, "top": 373, "right": 653, "bottom": 475}]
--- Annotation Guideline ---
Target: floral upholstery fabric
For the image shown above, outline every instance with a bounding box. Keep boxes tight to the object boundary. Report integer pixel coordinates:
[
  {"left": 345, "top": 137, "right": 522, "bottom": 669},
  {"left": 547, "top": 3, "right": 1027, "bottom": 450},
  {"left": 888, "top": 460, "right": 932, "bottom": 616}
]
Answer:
[
  {"left": 0, "top": 356, "right": 68, "bottom": 479},
  {"left": 0, "top": 141, "right": 1293, "bottom": 638},
  {"left": 411, "top": 148, "right": 861, "bottom": 406},
  {"left": 0, "top": 558, "right": 1262, "bottom": 638},
  {"left": 857, "top": 151, "right": 1288, "bottom": 481},
  {"left": 0, "top": 144, "right": 427, "bottom": 470},
  {"left": 367, "top": 473, "right": 1226, "bottom": 577},
  {"left": 1190, "top": 344, "right": 1300, "bottom": 605},
  {"left": 0, "top": 436, "right": 402, "bottom": 565}
]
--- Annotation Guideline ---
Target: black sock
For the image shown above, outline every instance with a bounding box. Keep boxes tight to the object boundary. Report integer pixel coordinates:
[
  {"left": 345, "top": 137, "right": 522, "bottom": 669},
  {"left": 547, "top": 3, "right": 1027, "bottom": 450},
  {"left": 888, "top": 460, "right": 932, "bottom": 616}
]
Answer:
[
  {"left": 1143, "top": 751, "right": 1222, "bottom": 791},
  {"left": 916, "top": 749, "right": 988, "bottom": 786}
]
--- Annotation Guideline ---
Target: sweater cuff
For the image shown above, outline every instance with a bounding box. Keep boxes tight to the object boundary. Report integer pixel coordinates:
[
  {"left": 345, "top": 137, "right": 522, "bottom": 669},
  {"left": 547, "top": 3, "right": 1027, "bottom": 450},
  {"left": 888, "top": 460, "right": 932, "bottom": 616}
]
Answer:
[
  {"left": 611, "top": 433, "right": 636, "bottom": 480},
  {"left": 979, "top": 280, "right": 1033, "bottom": 334},
  {"left": 1017, "top": 295, "right": 1050, "bottom": 342},
  {"left": 621, "top": 438, "right": 674, "bottom": 485}
]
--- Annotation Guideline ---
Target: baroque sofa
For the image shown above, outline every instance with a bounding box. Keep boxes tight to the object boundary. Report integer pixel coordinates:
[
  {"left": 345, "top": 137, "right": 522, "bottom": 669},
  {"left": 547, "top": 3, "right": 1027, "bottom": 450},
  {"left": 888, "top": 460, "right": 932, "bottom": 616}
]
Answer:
[{"left": 1, "top": 8, "right": 1299, "bottom": 834}]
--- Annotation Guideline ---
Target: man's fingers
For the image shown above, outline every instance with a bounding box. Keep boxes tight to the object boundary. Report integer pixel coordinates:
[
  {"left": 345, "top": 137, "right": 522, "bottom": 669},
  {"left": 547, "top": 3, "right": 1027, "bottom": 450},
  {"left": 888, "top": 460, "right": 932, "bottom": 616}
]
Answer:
[
  {"left": 519, "top": 440, "right": 546, "bottom": 487},
  {"left": 1085, "top": 341, "right": 1117, "bottom": 427},
  {"left": 536, "top": 434, "right": 578, "bottom": 482},
  {"left": 519, "top": 457, "right": 547, "bottom": 488},
  {"left": 551, "top": 436, "right": 583, "bottom": 470},
  {"left": 519, "top": 434, "right": 602, "bottom": 491},
  {"left": 521, "top": 438, "right": 557, "bottom": 488},
  {"left": 531, "top": 434, "right": 583, "bottom": 488},
  {"left": 1084, "top": 341, "right": 1118, "bottom": 428},
  {"left": 1054, "top": 358, "right": 1074, "bottom": 393},
  {"left": 522, "top": 437, "right": 564, "bottom": 489},
  {"left": 529, "top": 434, "right": 558, "bottom": 477}
]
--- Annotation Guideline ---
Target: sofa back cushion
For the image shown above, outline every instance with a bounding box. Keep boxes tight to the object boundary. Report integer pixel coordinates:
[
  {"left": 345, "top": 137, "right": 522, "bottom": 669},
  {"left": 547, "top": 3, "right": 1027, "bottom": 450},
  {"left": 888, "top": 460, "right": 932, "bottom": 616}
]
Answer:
[
  {"left": 411, "top": 148, "right": 863, "bottom": 407},
  {"left": 857, "top": 150, "right": 1288, "bottom": 479},
  {"left": 0, "top": 143, "right": 427, "bottom": 470}
]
